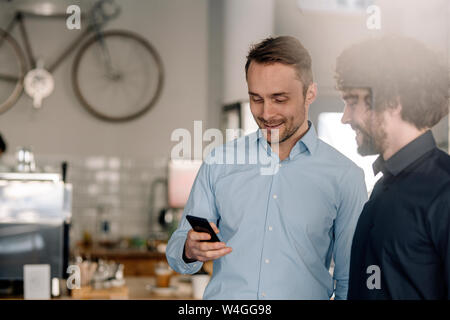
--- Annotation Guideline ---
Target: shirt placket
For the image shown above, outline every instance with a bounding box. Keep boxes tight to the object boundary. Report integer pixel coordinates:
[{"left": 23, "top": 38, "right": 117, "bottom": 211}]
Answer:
[{"left": 257, "top": 154, "right": 282, "bottom": 299}]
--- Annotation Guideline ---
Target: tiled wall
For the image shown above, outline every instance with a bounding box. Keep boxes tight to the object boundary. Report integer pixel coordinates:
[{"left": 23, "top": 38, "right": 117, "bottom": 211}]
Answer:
[{"left": 29, "top": 154, "right": 170, "bottom": 247}]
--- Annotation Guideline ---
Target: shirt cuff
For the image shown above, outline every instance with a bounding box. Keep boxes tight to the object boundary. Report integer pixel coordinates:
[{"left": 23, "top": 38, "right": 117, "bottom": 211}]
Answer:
[
  {"left": 182, "top": 245, "right": 197, "bottom": 263},
  {"left": 175, "top": 238, "right": 203, "bottom": 274}
]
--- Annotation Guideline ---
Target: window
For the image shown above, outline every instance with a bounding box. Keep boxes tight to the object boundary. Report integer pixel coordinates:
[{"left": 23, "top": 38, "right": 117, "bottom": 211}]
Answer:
[
  {"left": 297, "top": 0, "right": 373, "bottom": 14},
  {"left": 317, "top": 112, "right": 381, "bottom": 194}
]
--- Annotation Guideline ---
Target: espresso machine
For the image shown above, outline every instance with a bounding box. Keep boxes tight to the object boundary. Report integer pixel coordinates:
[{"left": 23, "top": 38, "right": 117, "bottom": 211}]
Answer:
[{"left": 0, "top": 160, "right": 72, "bottom": 296}]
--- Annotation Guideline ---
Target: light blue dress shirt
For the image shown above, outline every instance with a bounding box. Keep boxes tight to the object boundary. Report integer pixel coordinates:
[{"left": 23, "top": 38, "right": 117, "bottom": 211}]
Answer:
[{"left": 166, "top": 122, "right": 367, "bottom": 300}]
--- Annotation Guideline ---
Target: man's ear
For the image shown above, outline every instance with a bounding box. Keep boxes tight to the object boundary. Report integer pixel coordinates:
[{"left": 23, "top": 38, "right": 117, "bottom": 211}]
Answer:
[
  {"left": 305, "top": 83, "right": 317, "bottom": 106},
  {"left": 389, "top": 98, "right": 402, "bottom": 117}
]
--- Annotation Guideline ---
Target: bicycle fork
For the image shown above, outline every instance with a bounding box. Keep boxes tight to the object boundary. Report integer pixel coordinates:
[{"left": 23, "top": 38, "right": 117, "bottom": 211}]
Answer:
[{"left": 93, "top": 26, "right": 121, "bottom": 81}]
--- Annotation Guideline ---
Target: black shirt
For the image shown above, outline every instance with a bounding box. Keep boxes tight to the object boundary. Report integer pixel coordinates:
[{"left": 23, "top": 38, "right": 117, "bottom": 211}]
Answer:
[{"left": 348, "top": 130, "right": 450, "bottom": 300}]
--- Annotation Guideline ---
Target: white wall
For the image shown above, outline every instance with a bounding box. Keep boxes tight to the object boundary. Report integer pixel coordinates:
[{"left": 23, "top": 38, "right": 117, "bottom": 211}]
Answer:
[
  {"left": 223, "top": 0, "right": 274, "bottom": 104},
  {"left": 0, "top": 0, "right": 209, "bottom": 161}
]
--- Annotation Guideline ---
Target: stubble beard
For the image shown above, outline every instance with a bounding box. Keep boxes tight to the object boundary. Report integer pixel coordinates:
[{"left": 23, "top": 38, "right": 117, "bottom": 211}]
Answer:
[
  {"left": 262, "top": 102, "right": 307, "bottom": 146},
  {"left": 356, "top": 113, "right": 387, "bottom": 156}
]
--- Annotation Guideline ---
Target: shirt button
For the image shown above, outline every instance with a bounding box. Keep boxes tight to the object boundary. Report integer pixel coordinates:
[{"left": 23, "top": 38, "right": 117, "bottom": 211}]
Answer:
[
  {"left": 265, "top": 259, "right": 270, "bottom": 264},
  {"left": 268, "top": 226, "right": 273, "bottom": 231},
  {"left": 261, "top": 292, "right": 266, "bottom": 297},
  {"left": 273, "top": 194, "right": 277, "bottom": 199}
]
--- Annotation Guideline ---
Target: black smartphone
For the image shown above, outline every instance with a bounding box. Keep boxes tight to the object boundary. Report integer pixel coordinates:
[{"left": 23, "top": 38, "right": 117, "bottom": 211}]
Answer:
[{"left": 186, "top": 215, "right": 221, "bottom": 243}]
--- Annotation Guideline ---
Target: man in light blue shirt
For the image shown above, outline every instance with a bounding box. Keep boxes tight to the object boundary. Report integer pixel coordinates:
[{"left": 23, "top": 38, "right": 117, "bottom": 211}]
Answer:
[{"left": 166, "top": 36, "right": 367, "bottom": 300}]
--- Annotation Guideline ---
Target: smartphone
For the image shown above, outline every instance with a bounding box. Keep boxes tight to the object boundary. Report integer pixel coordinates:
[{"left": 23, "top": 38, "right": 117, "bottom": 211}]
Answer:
[{"left": 186, "top": 215, "right": 221, "bottom": 243}]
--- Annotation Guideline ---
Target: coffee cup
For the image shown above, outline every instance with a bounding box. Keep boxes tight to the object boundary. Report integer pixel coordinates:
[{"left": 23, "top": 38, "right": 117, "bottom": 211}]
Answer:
[{"left": 154, "top": 262, "right": 172, "bottom": 288}]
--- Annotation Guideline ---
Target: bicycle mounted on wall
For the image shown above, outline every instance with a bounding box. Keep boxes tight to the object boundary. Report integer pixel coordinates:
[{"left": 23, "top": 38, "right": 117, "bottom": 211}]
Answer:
[{"left": 0, "top": 0, "right": 164, "bottom": 122}]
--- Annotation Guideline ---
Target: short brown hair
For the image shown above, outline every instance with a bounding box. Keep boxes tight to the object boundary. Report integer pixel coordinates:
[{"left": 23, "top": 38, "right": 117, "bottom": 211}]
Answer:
[
  {"left": 335, "top": 35, "right": 449, "bottom": 129},
  {"left": 245, "top": 36, "right": 313, "bottom": 97}
]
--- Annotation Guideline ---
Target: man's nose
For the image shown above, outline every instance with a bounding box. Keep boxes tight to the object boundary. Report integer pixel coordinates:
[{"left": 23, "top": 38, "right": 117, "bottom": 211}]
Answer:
[
  {"left": 341, "top": 105, "right": 351, "bottom": 124},
  {"left": 262, "top": 101, "right": 276, "bottom": 120}
]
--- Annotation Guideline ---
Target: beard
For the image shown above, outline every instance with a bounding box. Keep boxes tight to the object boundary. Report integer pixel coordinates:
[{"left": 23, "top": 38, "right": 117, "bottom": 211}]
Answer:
[
  {"left": 278, "top": 122, "right": 301, "bottom": 144},
  {"left": 256, "top": 103, "right": 307, "bottom": 145},
  {"left": 257, "top": 118, "right": 303, "bottom": 145},
  {"left": 355, "top": 125, "right": 378, "bottom": 156},
  {"left": 353, "top": 114, "right": 387, "bottom": 156}
]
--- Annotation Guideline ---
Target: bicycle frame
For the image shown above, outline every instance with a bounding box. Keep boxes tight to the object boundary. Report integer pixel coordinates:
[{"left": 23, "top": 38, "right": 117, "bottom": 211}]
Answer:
[
  {"left": 0, "top": 0, "right": 120, "bottom": 74},
  {"left": 1, "top": 11, "right": 91, "bottom": 73},
  {"left": 0, "top": 0, "right": 163, "bottom": 122}
]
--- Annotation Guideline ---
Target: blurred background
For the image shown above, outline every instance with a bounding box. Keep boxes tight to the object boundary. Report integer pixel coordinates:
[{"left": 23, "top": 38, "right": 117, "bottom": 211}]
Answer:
[{"left": 0, "top": 0, "right": 448, "bottom": 299}]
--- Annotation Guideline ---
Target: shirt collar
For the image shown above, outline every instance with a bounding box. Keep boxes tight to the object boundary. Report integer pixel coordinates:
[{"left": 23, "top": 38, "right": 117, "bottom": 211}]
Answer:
[
  {"left": 373, "top": 130, "right": 436, "bottom": 176},
  {"left": 256, "top": 120, "right": 318, "bottom": 159}
]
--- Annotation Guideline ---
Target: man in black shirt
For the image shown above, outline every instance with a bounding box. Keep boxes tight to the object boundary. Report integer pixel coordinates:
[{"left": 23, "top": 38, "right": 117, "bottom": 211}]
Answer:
[{"left": 335, "top": 36, "right": 450, "bottom": 299}]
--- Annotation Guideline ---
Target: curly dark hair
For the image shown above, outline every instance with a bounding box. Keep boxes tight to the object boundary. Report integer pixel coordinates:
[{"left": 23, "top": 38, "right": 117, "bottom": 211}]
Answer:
[
  {"left": 245, "top": 36, "right": 313, "bottom": 97},
  {"left": 335, "top": 35, "right": 449, "bottom": 129}
]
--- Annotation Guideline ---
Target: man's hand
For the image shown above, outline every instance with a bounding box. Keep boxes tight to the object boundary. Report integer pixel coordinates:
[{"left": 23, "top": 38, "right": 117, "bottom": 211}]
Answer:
[{"left": 184, "top": 222, "right": 232, "bottom": 262}]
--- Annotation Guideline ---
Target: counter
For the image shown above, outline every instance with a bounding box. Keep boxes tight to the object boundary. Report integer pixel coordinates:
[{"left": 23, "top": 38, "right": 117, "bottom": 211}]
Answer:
[
  {"left": 67, "top": 275, "right": 196, "bottom": 300},
  {"left": 1, "top": 275, "right": 197, "bottom": 300},
  {"left": 76, "top": 246, "right": 167, "bottom": 276}
]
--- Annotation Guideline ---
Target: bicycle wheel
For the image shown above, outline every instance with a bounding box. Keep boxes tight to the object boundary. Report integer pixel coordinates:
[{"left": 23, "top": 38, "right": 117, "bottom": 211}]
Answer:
[
  {"left": 0, "top": 28, "right": 26, "bottom": 115},
  {"left": 72, "top": 30, "right": 164, "bottom": 122}
]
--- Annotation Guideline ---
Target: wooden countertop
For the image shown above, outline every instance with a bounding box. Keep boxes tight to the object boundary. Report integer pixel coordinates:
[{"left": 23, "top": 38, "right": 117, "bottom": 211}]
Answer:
[
  {"left": 76, "top": 246, "right": 167, "bottom": 259},
  {"left": 124, "top": 276, "right": 195, "bottom": 300},
  {"left": 0, "top": 276, "right": 197, "bottom": 300},
  {"left": 66, "top": 275, "right": 196, "bottom": 300}
]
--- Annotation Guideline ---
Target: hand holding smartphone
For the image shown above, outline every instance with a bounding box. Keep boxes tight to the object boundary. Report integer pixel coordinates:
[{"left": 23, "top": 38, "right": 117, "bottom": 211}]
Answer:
[
  {"left": 183, "top": 215, "right": 232, "bottom": 262},
  {"left": 186, "top": 215, "right": 221, "bottom": 242}
]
